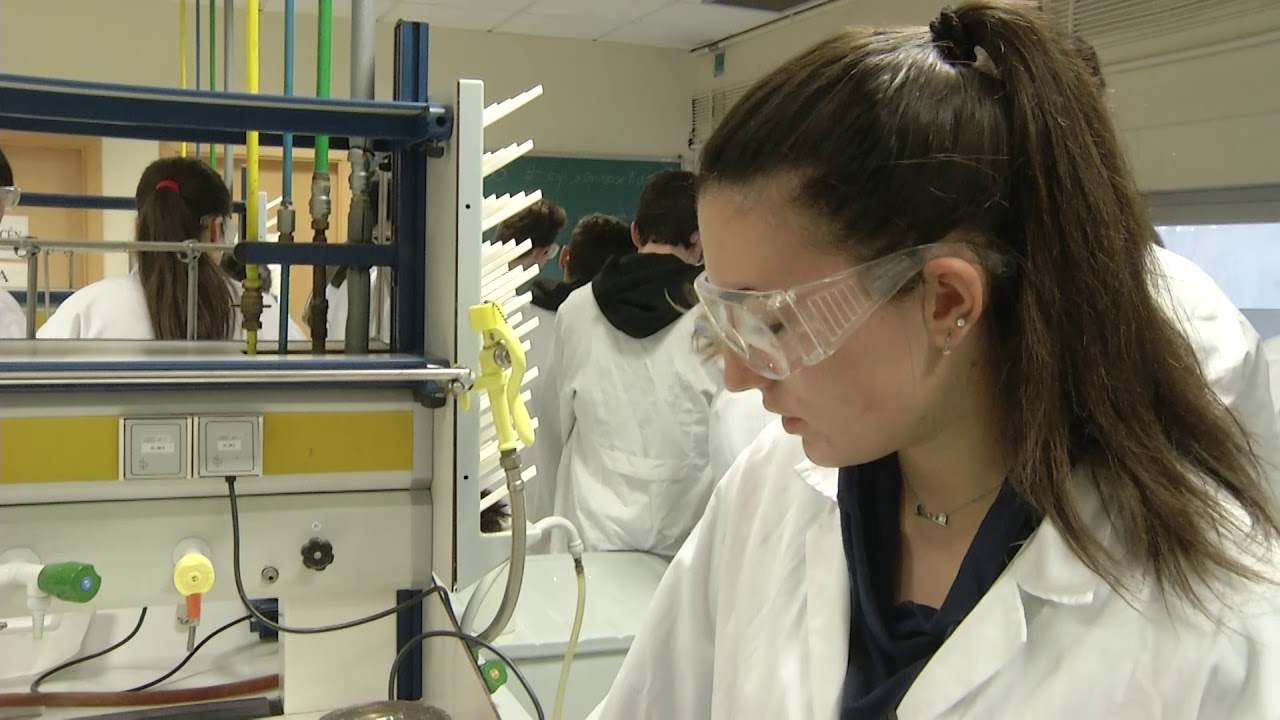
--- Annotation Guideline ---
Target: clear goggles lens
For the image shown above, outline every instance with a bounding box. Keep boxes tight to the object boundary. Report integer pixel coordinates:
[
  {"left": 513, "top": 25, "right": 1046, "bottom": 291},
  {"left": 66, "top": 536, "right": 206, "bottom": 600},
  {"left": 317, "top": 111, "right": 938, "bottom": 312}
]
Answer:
[
  {"left": 0, "top": 186, "right": 20, "bottom": 210},
  {"left": 694, "top": 243, "right": 1005, "bottom": 380}
]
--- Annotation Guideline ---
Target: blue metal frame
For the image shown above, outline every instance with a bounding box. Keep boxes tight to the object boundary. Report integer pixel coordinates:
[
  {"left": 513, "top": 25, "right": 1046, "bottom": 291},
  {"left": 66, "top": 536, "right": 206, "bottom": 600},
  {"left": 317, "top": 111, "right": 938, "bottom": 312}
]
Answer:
[
  {"left": 393, "top": 20, "right": 432, "bottom": 357},
  {"left": 0, "top": 74, "right": 452, "bottom": 147},
  {"left": 0, "top": 22, "right": 451, "bottom": 390},
  {"left": 235, "top": 241, "right": 395, "bottom": 268},
  {"left": 22, "top": 192, "right": 246, "bottom": 214},
  {"left": 392, "top": 21, "right": 433, "bottom": 698},
  {"left": 0, "top": 116, "right": 387, "bottom": 152}
]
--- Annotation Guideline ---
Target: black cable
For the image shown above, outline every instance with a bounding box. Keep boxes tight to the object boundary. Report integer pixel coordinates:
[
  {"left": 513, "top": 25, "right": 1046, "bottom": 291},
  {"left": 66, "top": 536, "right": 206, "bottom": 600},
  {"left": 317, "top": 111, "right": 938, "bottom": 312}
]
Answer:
[
  {"left": 225, "top": 476, "right": 444, "bottom": 634},
  {"left": 228, "top": 476, "right": 543, "bottom": 714},
  {"left": 125, "top": 614, "right": 251, "bottom": 692},
  {"left": 387, "top": 630, "right": 545, "bottom": 720},
  {"left": 28, "top": 610, "right": 253, "bottom": 695},
  {"left": 29, "top": 607, "right": 150, "bottom": 693}
]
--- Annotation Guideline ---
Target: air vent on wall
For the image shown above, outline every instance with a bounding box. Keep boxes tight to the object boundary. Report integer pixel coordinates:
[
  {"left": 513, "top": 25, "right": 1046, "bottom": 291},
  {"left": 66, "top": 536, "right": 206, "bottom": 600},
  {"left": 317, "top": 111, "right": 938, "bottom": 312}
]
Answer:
[
  {"left": 1041, "top": 0, "right": 1278, "bottom": 44},
  {"left": 689, "top": 81, "right": 755, "bottom": 157}
]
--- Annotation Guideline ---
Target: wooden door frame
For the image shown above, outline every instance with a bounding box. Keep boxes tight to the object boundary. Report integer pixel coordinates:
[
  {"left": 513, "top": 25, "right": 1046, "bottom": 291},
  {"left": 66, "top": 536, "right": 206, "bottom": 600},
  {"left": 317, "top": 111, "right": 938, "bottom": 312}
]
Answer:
[{"left": 0, "top": 130, "right": 105, "bottom": 285}]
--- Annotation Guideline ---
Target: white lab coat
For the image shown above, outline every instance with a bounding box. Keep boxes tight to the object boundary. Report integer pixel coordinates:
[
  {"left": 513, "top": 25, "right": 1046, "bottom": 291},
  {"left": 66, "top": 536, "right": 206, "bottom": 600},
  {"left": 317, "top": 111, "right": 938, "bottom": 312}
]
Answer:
[
  {"left": 1265, "top": 335, "right": 1280, "bottom": 414},
  {"left": 322, "top": 268, "right": 392, "bottom": 345},
  {"left": 1151, "top": 246, "right": 1280, "bottom": 496},
  {"left": 593, "top": 421, "right": 1280, "bottom": 719},
  {"left": 548, "top": 285, "right": 776, "bottom": 558},
  {"left": 0, "top": 289, "right": 25, "bottom": 338},
  {"left": 521, "top": 300, "right": 560, "bottom": 522},
  {"left": 37, "top": 271, "right": 304, "bottom": 341}
]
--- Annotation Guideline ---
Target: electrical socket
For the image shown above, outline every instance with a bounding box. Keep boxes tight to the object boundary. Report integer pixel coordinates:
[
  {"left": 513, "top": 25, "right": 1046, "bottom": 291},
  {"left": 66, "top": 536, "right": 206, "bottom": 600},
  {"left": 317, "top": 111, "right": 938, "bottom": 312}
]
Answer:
[{"left": 121, "top": 417, "right": 191, "bottom": 480}]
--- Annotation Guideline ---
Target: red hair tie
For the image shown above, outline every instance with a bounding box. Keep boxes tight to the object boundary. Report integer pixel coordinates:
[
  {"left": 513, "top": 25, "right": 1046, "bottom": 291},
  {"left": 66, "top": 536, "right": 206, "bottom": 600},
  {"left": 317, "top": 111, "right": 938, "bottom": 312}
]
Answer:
[{"left": 155, "top": 179, "right": 180, "bottom": 193}]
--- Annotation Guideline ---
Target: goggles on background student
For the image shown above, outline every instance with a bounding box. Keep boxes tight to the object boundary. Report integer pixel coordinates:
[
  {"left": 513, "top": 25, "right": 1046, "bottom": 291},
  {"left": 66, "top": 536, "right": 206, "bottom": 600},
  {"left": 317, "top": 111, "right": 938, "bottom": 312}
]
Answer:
[
  {"left": 0, "top": 186, "right": 21, "bottom": 211},
  {"left": 693, "top": 243, "right": 1011, "bottom": 381}
]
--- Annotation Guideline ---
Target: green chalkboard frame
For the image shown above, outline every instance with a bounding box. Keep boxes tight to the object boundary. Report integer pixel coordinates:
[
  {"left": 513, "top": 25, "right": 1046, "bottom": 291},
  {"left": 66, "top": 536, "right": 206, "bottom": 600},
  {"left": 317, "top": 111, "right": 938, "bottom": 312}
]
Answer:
[{"left": 483, "top": 155, "right": 682, "bottom": 282}]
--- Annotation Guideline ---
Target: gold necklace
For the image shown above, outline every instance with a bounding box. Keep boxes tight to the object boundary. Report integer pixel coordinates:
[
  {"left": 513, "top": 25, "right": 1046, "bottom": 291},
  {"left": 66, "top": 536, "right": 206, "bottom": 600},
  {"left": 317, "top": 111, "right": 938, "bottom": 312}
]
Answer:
[{"left": 904, "top": 478, "right": 1003, "bottom": 528}]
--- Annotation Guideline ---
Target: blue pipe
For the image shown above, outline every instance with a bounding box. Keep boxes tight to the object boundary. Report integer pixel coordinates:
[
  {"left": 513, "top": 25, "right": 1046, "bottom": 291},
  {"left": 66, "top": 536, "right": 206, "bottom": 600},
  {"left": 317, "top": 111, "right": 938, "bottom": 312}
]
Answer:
[{"left": 279, "top": 0, "right": 295, "bottom": 352}]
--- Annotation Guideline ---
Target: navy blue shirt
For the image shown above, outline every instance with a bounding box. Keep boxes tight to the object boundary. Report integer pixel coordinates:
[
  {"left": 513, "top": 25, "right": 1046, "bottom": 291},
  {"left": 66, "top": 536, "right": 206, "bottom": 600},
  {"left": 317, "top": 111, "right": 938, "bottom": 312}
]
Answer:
[{"left": 837, "top": 455, "right": 1038, "bottom": 719}]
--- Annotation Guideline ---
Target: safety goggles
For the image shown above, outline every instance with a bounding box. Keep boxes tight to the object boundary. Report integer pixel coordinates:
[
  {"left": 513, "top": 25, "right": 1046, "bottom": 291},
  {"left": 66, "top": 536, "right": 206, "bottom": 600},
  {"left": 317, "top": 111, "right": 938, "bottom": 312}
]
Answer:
[
  {"left": 0, "top": 186, "right": 20, "bottom": 211},
  {"left": 693, "top": 243, "right": 1009, "bottom": 380}
]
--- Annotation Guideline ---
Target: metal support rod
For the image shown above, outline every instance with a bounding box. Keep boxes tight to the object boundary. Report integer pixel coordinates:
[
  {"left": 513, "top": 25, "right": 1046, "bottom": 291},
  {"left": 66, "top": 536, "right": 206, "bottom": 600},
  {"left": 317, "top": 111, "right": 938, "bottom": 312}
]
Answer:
[
  {"left": 186, "top": 252, "right": 200, "bottom": 341},
  {"left": 41, "top": 250, "right": 51, "bottom": 324},
  {"left": 279, "top": 0, "right": 296, "bottom": 354},
  {"left": 23, "top": 250, "right": 37, "bottom": 339},
  {"left": 372, "top": 169, "right": 390, "bottom": 342},
  {"left": 344, "top": 0, "right": 376, "bottom": 354},
  {"left": 0, "top": 366, "right": 472, "bottom": 389},
  {"left": 0, "top": 238, "right": 224, "bottom": 254}
]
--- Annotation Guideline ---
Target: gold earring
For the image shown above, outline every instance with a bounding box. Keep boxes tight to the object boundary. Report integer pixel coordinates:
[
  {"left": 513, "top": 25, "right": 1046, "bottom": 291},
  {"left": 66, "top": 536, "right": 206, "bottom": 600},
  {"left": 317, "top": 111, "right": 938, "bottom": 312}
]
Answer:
[{"left": 943, "top": 333, "right": 953, "bottom": 356}]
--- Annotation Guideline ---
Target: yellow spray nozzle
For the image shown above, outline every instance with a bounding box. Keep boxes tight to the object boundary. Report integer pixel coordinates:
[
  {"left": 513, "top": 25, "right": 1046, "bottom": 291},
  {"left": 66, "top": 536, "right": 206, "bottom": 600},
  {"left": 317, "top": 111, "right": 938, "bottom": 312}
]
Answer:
[{"left": 466, "top": 301, "right": 535, "bottom": 451}]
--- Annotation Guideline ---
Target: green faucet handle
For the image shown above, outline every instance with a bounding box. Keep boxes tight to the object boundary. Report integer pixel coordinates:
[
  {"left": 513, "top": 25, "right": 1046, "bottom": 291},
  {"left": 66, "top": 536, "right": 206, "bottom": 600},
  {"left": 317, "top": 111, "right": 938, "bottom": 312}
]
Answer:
[{"left": 37, "top": 562, "right": 102, "bottom": 603}]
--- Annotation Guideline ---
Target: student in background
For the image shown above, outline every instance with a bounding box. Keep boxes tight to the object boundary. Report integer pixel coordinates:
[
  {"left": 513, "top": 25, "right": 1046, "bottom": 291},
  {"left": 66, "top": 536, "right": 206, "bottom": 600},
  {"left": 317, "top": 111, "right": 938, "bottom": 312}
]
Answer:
[
  {"left": 524, "top": 213, "right": 635, "bottom": 522},
  {"left": 549, "top": 171, "right": 762, "bottom": 557},
  {"left": 39, "top": 157, "right": 303, "bottom": 342},
  {"left": 492, "top": 198, "right": 567, "bottom": 273},
  {"left": 0, "top": 146, "right": 33, "bottom": 338}
]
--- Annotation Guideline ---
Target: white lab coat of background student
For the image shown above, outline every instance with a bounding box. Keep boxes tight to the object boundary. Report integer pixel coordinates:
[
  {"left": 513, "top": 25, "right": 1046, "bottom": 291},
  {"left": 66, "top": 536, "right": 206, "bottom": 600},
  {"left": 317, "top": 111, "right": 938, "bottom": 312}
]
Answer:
[
  {"left": 1266, "top": 334, "right": 1280, "bottom": 412},
  {"left": 0, "top": 290, "right": 24, "bottom": 338},
  {"left": 592, "top": 421, "right": 1280, "bottom": 719},
  {"left": 37, "top": 270, "right": 303, "bottom": 341},
  {"left": 547, "top": 252, "right": 776, "bottom": 558},
  {"left": 1149, "top": 245, "right": 1280, "bottom": 497}
]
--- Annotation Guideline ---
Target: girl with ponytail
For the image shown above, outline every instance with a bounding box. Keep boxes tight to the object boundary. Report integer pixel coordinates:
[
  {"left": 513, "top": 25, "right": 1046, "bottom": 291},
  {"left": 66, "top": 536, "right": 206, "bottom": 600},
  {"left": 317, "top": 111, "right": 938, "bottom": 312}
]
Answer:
[
  {"left": 40, "top": 157, "right": 302, "bottom": 341},
  {"left": 593, "top": 2, "right": 1280, "bottom": 718}
]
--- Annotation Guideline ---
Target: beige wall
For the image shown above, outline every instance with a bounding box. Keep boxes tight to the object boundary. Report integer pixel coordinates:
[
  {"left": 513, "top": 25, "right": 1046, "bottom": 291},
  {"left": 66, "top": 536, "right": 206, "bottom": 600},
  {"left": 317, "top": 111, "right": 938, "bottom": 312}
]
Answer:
[{"left": 687, "top": 0, "right": 1280, "bottom": 192}]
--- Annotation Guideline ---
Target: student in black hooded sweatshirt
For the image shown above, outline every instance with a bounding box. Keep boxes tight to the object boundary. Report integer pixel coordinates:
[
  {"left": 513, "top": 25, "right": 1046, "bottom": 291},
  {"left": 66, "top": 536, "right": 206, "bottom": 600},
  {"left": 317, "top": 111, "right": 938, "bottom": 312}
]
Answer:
[
  {"left": 524, "top": 213, "right": 636, "bottom": 523},
  {"left": 544, "top": 171, "right": 769, "bottom": 558}
]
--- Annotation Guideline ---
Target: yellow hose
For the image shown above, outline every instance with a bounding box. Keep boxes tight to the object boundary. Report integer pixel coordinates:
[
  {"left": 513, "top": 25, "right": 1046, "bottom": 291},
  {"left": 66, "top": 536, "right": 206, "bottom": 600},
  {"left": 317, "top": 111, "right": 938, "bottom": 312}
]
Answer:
[
  {"left": 552, "top": 561, "right": 586, "bottom": 720},
  {"left": 244, "top": 0, "right": 261, "bottom": 354},
  {"left": 179, "top": 0, "right": 188, "bottom": 158}
]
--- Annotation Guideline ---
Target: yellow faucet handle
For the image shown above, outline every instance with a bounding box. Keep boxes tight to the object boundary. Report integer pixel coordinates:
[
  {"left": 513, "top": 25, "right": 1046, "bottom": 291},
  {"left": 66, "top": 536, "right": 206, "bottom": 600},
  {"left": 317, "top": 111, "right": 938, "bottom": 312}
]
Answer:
[{"left": 173, "top": 553, "right": 215, "bottom": 597}]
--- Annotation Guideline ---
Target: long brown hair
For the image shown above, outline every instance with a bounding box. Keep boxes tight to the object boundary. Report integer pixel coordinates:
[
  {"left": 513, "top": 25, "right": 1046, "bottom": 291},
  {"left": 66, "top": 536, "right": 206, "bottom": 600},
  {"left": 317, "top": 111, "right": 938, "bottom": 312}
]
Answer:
[
  {"left": 135, "top": 157, "right": 235, "bottom": 340},
  {"left": 699, "top": 1, "right": 1276, "bottom": 606}
]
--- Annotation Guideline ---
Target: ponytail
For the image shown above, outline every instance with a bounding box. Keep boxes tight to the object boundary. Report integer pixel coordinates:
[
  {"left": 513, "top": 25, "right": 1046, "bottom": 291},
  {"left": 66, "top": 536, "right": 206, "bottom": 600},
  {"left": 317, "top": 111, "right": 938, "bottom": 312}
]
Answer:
[
  {"left": 135, "top": 158, "right": 235, "bottom": 340},
  {"left": 946, "top": 1, "right": 1275, "bottom": 606}
]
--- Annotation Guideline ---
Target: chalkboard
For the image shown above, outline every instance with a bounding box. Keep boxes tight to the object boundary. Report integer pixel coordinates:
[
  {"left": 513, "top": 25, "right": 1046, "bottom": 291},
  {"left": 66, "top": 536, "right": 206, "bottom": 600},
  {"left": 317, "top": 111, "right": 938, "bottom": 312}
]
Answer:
[{"left": 484, "top": 155, "right": 681, "bottom": 282}]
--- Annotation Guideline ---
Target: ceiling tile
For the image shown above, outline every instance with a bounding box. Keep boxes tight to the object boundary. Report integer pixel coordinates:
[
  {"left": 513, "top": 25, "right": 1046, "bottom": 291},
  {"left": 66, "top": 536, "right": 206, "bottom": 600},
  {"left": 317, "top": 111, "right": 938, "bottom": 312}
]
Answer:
[
  {"left": 602, "top": 3, "right": 777, "bottom": 47},
  {"left": 523, "top": 0, "right": 672, "bottom": 22},
  {"left": 495, "top": 13, "right": 628, "bottom": 39},
  {"left": 393, "top": 1, "right": 521, "bottom": 30}
]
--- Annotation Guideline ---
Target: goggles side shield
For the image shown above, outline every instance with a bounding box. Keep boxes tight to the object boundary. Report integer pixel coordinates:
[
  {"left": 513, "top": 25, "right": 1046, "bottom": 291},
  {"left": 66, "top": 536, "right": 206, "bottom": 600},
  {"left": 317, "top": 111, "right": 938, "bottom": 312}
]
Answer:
[
  {"left": 695, "top": 243, "right": 999, "bottom": 380},
  {"left": 0, "top": 186, "right": 21, "bottom": 211}
]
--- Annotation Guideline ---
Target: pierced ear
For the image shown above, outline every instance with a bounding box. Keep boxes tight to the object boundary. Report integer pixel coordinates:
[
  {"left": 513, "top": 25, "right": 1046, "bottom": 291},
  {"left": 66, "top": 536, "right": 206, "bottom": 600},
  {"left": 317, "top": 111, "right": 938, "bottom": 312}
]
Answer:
[{"left": 920, "top": 256, "right": 986, "bottom": 354}]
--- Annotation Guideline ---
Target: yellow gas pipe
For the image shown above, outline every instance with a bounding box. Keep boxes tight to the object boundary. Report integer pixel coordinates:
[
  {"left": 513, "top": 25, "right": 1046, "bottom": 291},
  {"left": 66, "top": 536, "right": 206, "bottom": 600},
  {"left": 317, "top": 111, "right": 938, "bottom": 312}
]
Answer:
[{"left": 242, "top": 0, "right": 263, "bottom": 354}]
